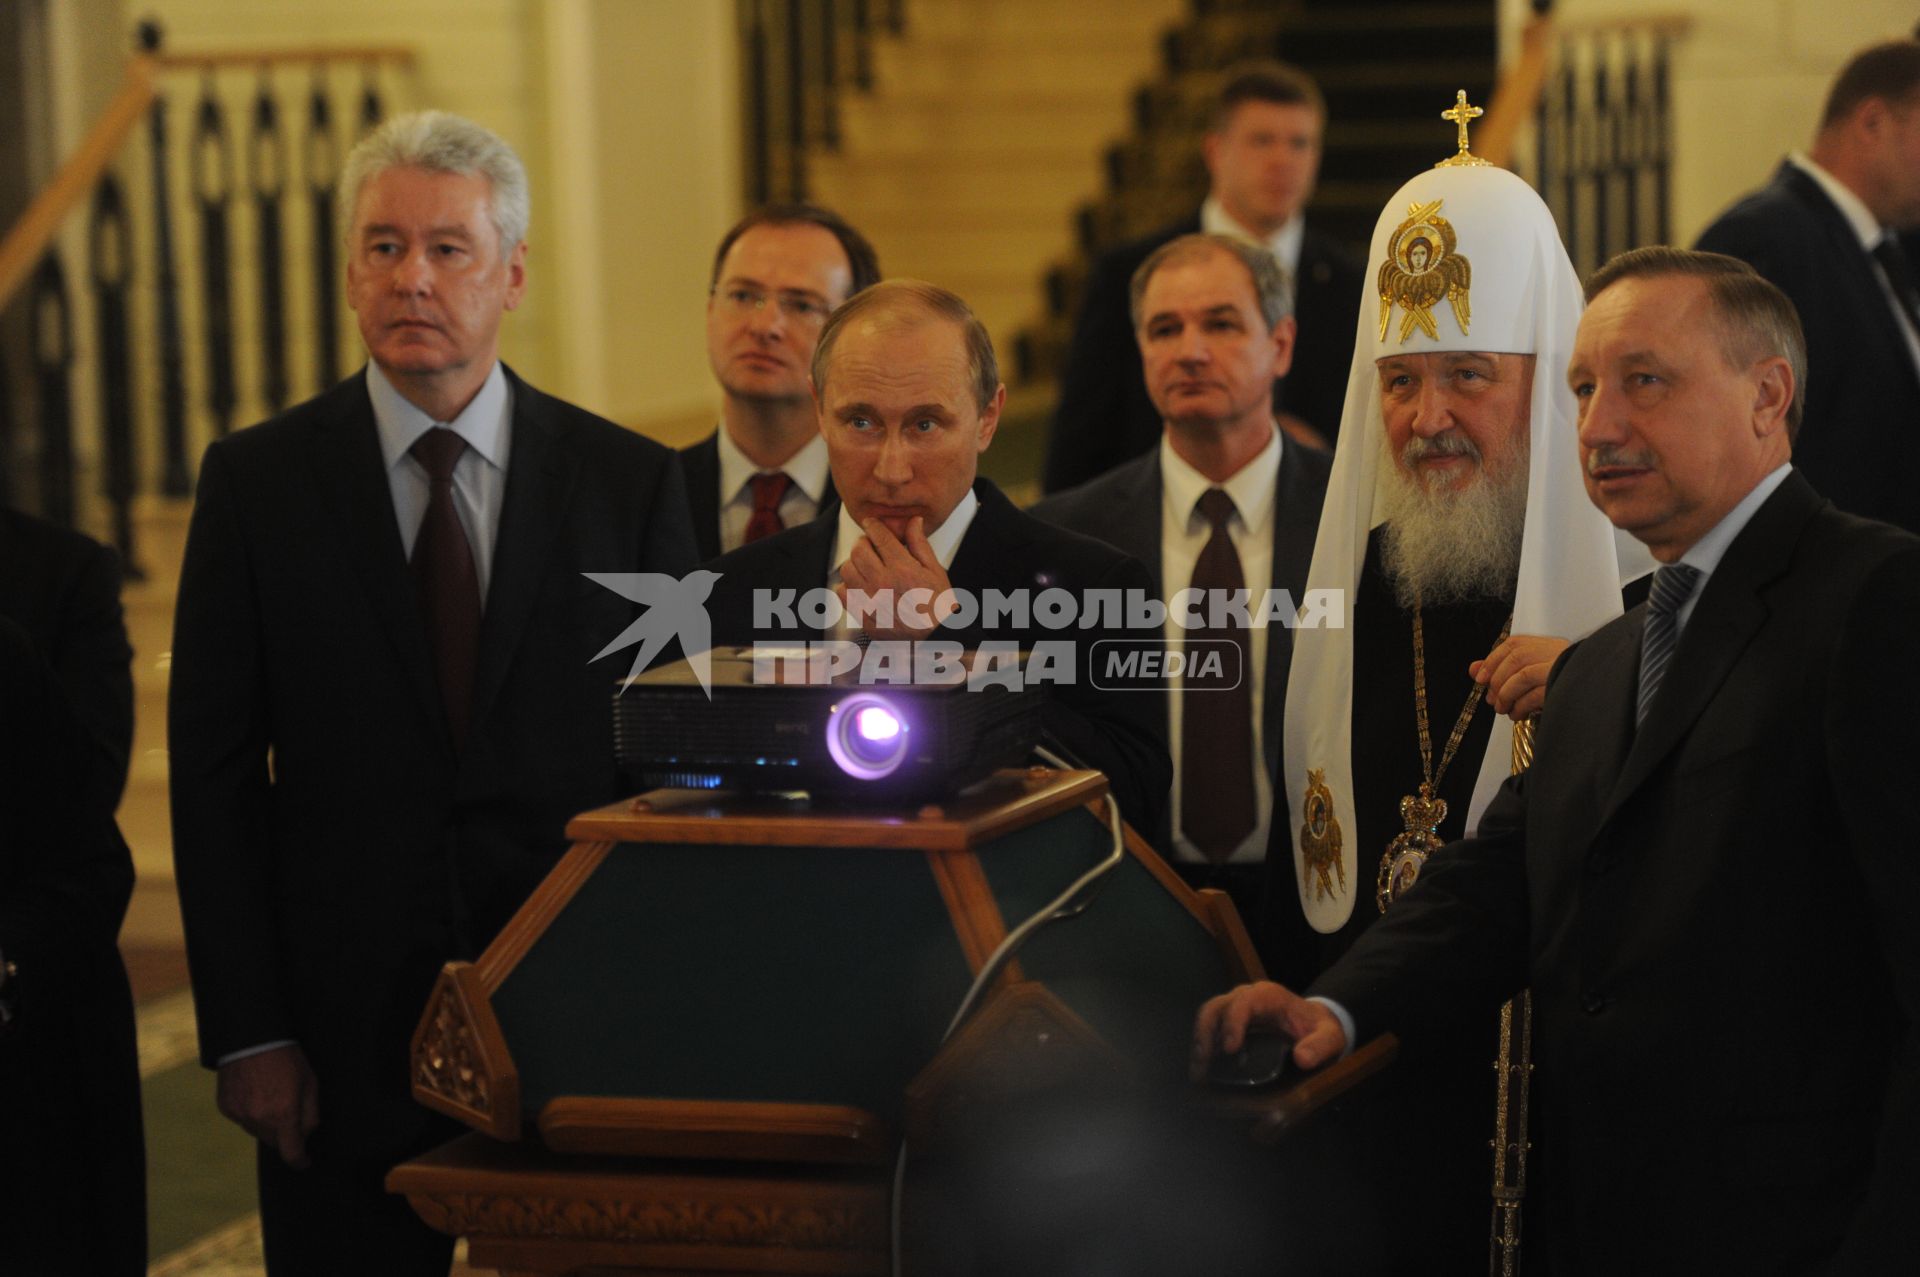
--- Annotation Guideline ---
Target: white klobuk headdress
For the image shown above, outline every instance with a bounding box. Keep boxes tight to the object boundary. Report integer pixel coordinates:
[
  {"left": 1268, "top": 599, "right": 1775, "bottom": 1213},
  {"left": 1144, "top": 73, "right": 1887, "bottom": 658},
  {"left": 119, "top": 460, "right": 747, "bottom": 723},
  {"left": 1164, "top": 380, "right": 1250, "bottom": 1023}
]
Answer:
[{"left": 1283, "top": 139, "right": 1654, "bottom": 935}]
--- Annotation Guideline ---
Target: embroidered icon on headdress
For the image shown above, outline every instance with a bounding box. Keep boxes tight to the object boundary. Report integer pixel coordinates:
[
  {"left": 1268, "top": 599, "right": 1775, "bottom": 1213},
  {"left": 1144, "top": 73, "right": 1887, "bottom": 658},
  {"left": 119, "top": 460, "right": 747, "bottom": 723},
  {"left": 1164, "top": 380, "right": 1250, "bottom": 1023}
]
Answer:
[
  {"left": 1300, "top": 768, "right": 1346, "bottom": 901},
  {"left": 1377, "top": 199, "right": 1472, "bottom": 343}
]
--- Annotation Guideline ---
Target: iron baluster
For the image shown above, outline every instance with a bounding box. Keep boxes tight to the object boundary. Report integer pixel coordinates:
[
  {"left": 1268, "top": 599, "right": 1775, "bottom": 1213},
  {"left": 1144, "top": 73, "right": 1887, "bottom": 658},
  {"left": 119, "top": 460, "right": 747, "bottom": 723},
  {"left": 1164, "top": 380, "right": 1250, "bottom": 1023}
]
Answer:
[
  {"left": 307, "top": 70, "right": 340, "bottom": 391},
  {"left": 192, "top": 75, "right": 237, "bottom": 436},
  {"left": 89, "top": 176, "right": 142, "bottom": 577},
  {"left": 249, "top": 70, "right": 289, "bottom": 414},
  {"left": 138, "top": 21, "right": 191, "bottom": 495},
  {"left": 29, "top": 255, "right": 74, "bottom": 525}
]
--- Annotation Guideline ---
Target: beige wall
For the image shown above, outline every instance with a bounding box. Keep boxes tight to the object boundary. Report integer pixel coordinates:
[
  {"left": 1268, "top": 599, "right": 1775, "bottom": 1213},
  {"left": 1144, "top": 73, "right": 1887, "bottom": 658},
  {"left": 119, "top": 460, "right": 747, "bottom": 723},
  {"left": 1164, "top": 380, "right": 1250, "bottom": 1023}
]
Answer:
[
  {"left": 84, "top": 0, "right": 738, "bottom": 447},
  {"left": 1502, "top": 0, "right": 1920, "bottom": 245}
]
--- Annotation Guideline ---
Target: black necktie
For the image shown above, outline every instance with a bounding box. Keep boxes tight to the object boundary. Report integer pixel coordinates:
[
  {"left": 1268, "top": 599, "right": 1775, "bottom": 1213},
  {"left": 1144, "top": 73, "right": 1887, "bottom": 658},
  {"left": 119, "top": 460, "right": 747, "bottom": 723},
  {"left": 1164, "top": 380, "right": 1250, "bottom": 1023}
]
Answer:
[
  {"left": 1181, "top": 488, "right": 1256, "bottom": 862},
  {"left": 1871, "top": 237, "right": 1920, "bottom": 336},
  {"left": 411, "top": 428, "right": 482, "bottom": 745},
  {"left": 1636, "top": 563, "right": 1700, "bottom": 726}
]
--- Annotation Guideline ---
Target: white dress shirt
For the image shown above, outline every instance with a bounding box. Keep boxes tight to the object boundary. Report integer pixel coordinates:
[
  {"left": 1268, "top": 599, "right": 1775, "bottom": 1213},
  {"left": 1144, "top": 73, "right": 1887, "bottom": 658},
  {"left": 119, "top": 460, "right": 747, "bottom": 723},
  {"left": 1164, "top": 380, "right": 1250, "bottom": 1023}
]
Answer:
[
  {"left": 1202, "top": 196, "right": 1304, "bottom": 307},
  {"left": 368, "top": 360, "right": 512, "bottom": 601},
  {"left": 1160, "top": 425, "right": 1282, "bottom": 865},
  {"left": 715, "top": 427, "right": 831, "bottom": 554},
  {"left": 827, "top": 490, "right": 980, "bottom": 639},
  {"left": 1669, "top": 464, "right": 1793, "bottom": 636}
]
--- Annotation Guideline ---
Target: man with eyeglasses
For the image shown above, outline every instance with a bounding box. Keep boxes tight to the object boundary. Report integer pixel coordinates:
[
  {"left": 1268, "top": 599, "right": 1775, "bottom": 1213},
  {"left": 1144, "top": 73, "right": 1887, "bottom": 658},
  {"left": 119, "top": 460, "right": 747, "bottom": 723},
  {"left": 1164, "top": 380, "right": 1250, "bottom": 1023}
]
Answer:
[{"left": 685, "top": 205, "right": 882, "bottom": 560}]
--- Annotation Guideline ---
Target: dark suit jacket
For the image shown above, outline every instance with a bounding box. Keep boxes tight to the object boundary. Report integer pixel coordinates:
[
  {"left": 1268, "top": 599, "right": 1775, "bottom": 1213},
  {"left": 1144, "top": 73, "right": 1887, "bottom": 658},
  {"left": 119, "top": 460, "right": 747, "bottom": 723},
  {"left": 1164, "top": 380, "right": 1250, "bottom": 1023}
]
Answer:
[
  {"left": 1041, "top": 214, "right": 1362, "bottom": 494},
  {"left": 1312, "top": 473, "right": 1920, "bottom": 1273},
  {"left": 0, "top": 508, "right": 133, "bottom": 799},
  {"left": 680, "top": 430, "right": 839, "bottom": 562},
  {"left": 1696, "top": 163, "right": 1920, "bottom": 532},
  {"left": 0, "top": 617, "right": 145, "bottom": 1274},
  {"left": 169, "top": 367, "right": 698, "bottom": 1161},
  {"left": 1027, "top": 435, "right": 1332, "bottom": 822},
  {"left": 702, "top": 479, "right": 1171, "bottom": 838}
]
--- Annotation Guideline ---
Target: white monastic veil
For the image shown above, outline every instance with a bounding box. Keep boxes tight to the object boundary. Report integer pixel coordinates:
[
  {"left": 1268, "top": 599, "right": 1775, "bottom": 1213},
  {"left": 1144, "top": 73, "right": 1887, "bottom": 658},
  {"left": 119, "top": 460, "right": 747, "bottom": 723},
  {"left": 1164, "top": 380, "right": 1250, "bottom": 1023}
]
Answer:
[{"left": 1283, "top": 163, "right": 1654, "bottom": 935}]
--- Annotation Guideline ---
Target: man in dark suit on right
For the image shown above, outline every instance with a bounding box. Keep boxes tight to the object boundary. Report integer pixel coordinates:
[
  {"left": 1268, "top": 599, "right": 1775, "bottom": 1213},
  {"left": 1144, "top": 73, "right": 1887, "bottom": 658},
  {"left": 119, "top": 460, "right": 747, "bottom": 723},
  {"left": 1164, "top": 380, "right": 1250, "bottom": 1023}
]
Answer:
[
  {"left": 1696, "top": 38, "right": 1920, "bottom": 533},
  {"left": 1195, "top": 248, "right": 1920, "bottom": 1272},
  {"left": 1042, "top": 61, "right": 1363, "bottom": 493}
]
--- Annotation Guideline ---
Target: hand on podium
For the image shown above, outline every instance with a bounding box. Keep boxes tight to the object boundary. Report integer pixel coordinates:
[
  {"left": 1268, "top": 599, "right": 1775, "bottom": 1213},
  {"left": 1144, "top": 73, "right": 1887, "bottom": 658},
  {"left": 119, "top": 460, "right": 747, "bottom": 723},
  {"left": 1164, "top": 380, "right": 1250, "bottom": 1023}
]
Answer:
[{"left": 1190, "top": 982, "right": 1348, "bottom": 1079}]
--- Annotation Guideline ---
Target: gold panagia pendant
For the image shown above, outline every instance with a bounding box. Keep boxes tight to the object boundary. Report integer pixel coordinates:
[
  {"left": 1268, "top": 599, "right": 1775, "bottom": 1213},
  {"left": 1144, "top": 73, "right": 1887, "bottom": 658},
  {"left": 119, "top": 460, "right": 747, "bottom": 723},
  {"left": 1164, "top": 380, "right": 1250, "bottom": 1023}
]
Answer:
[
  {"left": 1376, "top": 782, "right": 1448, "bottom": 912},
  {"left": 1300, "top": 768, "right": 1346, "bottom": 902}
]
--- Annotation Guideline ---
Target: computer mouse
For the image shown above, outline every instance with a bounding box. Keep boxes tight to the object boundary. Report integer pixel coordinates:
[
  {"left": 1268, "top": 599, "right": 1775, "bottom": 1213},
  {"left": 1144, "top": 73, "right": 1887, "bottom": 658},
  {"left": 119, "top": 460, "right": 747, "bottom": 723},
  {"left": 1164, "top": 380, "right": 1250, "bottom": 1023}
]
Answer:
[{"left": 1204, "top": 1030, "right": 1296, "bottom": 1089}]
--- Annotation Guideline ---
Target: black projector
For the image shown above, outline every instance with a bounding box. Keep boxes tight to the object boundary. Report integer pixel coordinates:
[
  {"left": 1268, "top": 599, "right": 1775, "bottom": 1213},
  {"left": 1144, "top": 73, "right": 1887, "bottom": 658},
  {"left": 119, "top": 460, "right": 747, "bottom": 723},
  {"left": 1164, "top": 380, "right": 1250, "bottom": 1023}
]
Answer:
[{"left": 613, "top": 646, "right": 1047, "bottom": 801}]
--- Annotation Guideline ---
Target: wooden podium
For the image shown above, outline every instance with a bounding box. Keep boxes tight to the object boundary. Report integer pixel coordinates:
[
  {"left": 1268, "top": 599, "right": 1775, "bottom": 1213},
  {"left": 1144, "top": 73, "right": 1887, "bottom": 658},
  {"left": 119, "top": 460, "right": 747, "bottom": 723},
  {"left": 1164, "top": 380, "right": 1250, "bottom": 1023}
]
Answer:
[{"left": 387, "top": 769, "right": 1392, "bottom": 1275}]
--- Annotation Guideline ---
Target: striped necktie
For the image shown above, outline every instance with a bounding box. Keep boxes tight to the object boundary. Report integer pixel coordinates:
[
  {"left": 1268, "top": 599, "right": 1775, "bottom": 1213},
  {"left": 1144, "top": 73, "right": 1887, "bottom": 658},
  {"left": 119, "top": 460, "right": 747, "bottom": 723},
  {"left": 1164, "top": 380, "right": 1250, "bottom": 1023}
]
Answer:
[{"left": 1636, "top": 563, "right": 1701, "bottom": 726}]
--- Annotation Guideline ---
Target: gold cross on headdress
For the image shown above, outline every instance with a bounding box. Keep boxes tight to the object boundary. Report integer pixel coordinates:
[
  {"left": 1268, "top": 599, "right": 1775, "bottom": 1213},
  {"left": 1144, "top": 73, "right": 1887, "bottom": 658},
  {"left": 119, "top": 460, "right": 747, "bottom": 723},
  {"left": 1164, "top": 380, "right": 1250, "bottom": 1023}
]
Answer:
[{"left": 1436, "top": 90, "right": 1490, "bottom": 168}]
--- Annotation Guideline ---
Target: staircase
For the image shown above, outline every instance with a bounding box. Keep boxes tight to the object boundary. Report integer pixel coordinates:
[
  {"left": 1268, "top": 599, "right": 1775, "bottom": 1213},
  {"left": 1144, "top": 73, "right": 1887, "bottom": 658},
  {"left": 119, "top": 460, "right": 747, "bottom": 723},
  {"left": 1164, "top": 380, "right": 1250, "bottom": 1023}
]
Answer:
[
  {"left": 805, "top": 0, "right": 1190, "bottom": 374},
  {"left": 1021, "top": 0, "right": 1499, "bottom": 384}
]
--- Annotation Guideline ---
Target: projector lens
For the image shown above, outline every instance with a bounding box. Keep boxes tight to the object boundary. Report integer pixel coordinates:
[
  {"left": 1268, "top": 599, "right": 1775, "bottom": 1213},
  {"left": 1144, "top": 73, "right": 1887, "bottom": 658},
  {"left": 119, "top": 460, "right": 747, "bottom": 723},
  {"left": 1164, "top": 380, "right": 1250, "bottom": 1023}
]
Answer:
[
  {"left": 855, "top": 706, "right": 901, "bottom": 743},
  {"left": 827, "top": 694, "right": 910, "bottom": 779}
]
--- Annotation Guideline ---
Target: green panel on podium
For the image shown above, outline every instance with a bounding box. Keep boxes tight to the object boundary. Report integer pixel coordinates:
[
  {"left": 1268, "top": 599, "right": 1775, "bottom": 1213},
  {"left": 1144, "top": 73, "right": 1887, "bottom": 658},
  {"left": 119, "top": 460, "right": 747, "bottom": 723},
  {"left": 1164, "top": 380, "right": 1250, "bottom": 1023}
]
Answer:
[
  {"left": 491, "top": 840, "right": 973, "bottom": 1128},
  {"left": 973, "top": 804, "right": 1238, "bottom": 1088}
]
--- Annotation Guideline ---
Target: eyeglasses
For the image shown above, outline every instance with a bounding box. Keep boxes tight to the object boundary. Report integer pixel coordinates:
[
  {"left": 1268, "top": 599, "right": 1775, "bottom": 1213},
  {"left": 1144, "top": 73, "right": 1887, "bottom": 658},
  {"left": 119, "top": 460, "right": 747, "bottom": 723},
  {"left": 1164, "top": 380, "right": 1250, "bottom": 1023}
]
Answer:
[{"left": 714, "top": 286, "right": 833, "bottom": 326}]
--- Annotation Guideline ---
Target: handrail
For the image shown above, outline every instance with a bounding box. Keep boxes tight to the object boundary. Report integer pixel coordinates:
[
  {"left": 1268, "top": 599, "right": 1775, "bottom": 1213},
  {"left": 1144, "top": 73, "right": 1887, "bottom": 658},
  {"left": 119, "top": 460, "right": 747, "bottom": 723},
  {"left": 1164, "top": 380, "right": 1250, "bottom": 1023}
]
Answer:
[
  {"left": 155, "top": 45, "right": 416, "bottom": 71},
  {"left": 0, "top": 55, "right": 156, "bottom": 313},
  {"left": 1478, "top": 16, "right": 1554, "bottom": 170},
  {"left": 1550, "top": 12, "right": 1692, "bottom": 39}
]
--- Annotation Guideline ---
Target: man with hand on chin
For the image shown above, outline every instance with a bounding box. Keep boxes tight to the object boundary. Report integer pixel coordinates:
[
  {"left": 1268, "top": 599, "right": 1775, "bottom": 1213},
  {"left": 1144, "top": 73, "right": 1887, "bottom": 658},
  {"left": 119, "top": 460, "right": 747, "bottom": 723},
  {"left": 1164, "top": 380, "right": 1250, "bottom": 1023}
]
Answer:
[{"left": 703, "top": 280, "right": 1169, "bottom": 836}]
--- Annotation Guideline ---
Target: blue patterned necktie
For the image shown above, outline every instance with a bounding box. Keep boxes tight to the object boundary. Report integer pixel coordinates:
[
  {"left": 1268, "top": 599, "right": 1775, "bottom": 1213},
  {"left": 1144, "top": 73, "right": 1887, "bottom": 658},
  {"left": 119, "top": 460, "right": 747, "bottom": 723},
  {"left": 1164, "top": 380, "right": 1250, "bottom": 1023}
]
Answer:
[{"left": 1636, "top": 563, "right": 1702, "bottom": 726}]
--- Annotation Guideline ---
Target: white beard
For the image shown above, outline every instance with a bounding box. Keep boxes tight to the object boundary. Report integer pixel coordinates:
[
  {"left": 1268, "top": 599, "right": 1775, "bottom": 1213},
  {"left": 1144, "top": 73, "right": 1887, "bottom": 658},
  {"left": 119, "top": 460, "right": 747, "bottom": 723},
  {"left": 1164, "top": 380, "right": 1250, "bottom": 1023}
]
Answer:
[{"left": 1377, "top": 441, "right": 1529, "bottom": 609}]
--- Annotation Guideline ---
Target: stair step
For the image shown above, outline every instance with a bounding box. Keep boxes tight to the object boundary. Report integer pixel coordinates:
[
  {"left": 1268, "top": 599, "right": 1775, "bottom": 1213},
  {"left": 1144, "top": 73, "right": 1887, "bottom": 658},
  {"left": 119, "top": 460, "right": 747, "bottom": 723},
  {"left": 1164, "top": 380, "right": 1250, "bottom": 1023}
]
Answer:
[
  {"left": 810, "top": 162, "right": 1107, "bottom": 216},
  {"left": 895, "top": 0, "right": 1177, "bottom": 41},
  {"left": 839, "top": 98, "right": 1129, "bottom": 154}
]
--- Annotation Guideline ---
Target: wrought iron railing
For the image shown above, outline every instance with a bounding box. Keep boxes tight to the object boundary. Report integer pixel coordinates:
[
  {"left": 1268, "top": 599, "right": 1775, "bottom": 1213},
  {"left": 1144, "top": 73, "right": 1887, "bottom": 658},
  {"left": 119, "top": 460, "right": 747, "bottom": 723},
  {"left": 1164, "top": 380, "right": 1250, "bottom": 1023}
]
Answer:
[
  {"left": 0, "top": 21, "right": 414, "bottom": 572},
  {"left": 737, "top": 0, "right": 905, "bottom": 205},
  {"left": 1528, "top": 11, "right": 1692, "bottom": 279}
]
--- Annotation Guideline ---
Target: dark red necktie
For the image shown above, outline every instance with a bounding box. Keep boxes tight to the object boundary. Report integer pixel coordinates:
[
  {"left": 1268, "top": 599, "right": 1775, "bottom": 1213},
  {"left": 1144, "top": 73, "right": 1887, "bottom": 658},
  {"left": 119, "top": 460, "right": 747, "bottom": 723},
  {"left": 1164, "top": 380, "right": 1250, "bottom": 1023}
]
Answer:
[
  {"left": 410, "top": 428, "right": 481, "bottom": 745},
  {"left": 1181, "top": 488, "right": 1256, "bottom": 862},
  {"left": 745, "top": 472, "right": 793, "bottom": 543}
]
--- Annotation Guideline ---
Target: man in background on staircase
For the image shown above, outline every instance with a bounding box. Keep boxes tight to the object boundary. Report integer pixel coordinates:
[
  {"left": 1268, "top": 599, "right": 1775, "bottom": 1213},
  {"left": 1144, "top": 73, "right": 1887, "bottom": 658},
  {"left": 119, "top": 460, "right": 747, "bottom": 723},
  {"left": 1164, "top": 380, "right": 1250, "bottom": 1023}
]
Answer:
[
  {"left": 1043, "top": 60, "right": 1363, "bottom": 493},
  {"left": 683, "top": 204, "right": 880, "bottom": 560},
  {"left": 1695, "top": 38, "right": 1920, "bottom": 534}
]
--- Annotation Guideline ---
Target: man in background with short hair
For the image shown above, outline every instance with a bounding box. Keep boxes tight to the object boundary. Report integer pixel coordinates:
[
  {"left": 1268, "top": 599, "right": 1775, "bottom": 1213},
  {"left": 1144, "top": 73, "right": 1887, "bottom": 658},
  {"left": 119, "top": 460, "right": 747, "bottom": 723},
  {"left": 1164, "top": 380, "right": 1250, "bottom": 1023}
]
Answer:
[
  {"left": 1043, "top": 60, "right": 1363, "bottom": 493},
  {"left": 684, "top": 204, "right": 880, "bottom": 559},
  {"left": 1696, "top": 38, "right": 1920, "bottom": 532},
  {"left": 1032, "top": 234, "right": 1329, "bottom": 940}
]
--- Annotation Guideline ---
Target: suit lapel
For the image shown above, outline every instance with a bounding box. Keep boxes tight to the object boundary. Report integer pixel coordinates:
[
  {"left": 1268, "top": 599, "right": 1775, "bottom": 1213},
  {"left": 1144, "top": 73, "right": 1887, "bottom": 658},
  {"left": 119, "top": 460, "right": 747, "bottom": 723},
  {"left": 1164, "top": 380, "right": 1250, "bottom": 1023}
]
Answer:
[
  {"left": 471, "top": 372, "right": 577, "bottom": 731},
  {"left": 945, "top": 481, "right": 1023, "bottom": 595},
  {"left": 308, "top": 374, "right": 446, "bottom": 741},
  {"left": 681, "top": 433, "right": 722, "bottom": 562},
  {"left": 1600, "top": 475, "right": 1818, "bottom": 817}
]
